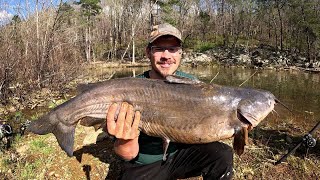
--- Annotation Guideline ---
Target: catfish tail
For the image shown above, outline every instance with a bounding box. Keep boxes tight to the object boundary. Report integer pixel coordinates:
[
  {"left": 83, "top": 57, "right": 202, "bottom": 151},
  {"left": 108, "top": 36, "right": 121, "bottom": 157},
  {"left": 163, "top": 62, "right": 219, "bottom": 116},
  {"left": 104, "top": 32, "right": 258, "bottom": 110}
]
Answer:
[
  {"left": 27, "top": 113, "right": 57, "bottom": 135},
  {"left": 27, "top": 112, "right": 76, "bottom": 157}
]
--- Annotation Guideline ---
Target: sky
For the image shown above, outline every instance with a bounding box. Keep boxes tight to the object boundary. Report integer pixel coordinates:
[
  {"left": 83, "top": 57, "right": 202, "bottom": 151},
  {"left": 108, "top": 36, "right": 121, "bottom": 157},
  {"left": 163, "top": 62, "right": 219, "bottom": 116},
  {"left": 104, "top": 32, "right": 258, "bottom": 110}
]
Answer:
[
  {"left": 0, "top": 9, "right": 13, "bottom": 24},
  {"left": 0, "top": 0, "right": 64, "bottom": 24},
  {"left": 0, "top": 0, "right": 15, "bottom": 24}
]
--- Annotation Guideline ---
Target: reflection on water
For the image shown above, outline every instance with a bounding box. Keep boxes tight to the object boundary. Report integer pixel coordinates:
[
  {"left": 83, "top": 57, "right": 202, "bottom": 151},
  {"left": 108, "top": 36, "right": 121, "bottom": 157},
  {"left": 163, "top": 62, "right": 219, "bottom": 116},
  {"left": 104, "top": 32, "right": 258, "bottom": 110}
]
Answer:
[
  {"left": 111, "top": 66, "right": 320, "bottom": 129},
  {"left": 81, "top": 65, "right": 151, "bottom": 80}
]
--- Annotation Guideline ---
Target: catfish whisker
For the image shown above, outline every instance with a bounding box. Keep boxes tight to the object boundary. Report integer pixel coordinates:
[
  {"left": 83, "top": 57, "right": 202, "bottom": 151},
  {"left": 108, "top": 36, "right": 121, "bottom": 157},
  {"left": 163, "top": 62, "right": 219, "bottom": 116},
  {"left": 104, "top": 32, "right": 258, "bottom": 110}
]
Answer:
[
  {"left": 272, "top": 109, "right": 280, "bottom": 118},
  {"left": 275, "top": 99, "right": 293, "bottom": 114}
]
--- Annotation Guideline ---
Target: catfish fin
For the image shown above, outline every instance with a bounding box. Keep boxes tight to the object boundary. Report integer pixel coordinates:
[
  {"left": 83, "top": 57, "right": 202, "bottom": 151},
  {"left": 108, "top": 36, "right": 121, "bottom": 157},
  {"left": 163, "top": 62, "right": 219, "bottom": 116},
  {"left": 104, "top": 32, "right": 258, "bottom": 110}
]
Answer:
[
  {"left": 233, "top": 127, "right": 249, "bottom": 156},
  {"left": 77, "top": 83, "right": 99, "bottom": 93},
  {"left": 162, "top": 138, "right": 171, "bottom": 161},
  {"left": 165, "top": 75, "right": 202, "bottom": 85},
  {"left": 80, "top": 117, "right": 105, "bottom": 131},
  {"left": 53, "top": 122, "right": 76, "bottom": 157}
]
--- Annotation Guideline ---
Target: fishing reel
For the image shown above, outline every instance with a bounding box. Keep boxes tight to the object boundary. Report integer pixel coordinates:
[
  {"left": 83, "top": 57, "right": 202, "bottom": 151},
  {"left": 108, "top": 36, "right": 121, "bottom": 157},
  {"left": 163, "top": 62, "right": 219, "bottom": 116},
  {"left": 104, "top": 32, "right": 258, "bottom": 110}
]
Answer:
[
  {"left": 275, "top": 120, "right": 320, "bottom": 165},
  {"left": 0, "top": 123, "right": 13, "bottom": 150},
  {"left": 302, "top": 134, "right": 317, "bottom": 148},
  {"left": 0, "top": 123, "right": 13, "bottom": 139},
  {"left": 20, "top": 120, "right": 31, "bottom": 135}
]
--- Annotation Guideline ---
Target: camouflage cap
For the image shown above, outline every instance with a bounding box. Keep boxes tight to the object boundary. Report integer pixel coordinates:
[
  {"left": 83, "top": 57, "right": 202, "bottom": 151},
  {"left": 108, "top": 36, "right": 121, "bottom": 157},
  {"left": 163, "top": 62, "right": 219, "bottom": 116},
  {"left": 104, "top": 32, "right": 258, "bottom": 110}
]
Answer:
[{"left": 148, "top": 23, "right": 182, "bottom": 43}]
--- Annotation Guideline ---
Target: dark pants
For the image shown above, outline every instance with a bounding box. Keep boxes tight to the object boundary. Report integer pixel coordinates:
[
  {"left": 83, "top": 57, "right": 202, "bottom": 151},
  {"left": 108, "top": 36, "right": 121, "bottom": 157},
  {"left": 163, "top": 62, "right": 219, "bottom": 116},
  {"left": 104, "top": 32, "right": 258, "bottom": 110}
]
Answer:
[{"left": 120, "top": 142, "right": 233, "bottom": 180}]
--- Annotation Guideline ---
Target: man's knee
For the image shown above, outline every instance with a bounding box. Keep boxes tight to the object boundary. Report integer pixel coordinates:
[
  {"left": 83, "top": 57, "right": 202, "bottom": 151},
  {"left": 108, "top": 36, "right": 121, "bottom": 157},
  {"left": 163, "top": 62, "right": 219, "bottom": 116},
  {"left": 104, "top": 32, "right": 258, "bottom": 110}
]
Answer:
[
  {"left": 214, "top": 142, "right": 233, "bottom": 165},
  {"left": 200, "top": 142, "right": 234, "bottom": 179},
  {"left": 203, "top": 142, "right": 233, "bottom": 164}
]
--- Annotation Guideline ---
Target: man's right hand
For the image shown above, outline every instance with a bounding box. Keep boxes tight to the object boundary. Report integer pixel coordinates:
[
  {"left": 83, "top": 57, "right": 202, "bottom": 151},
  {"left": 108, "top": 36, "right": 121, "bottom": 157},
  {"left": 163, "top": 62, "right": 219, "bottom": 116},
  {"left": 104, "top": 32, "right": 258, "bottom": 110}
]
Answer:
[
  {"left": 106, "top": 102, "right": 141, "bottom": 160},
  {"left": 106, "top": 102, "right": 141, "bottom": 140}
]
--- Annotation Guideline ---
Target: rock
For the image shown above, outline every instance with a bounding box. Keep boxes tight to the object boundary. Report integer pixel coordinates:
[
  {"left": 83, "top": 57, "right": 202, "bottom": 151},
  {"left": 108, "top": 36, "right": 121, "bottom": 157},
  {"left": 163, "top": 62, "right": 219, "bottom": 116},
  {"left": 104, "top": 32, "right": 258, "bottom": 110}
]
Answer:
[
  {"left": 307, "top": 62, "right": 320, "bottom": 68},
  {"left": 251, "top": 50, "right": 260, "bottom": 57},
  {"left": 252, "top": 57, "right": 264, "bottom": 67},
  {"left": 237, "top": 54, "right": 251, "bottom": 64},
  {"left": 182, "top": 52, "right": 213, "bottom": 64},
  {"left": 83, "top": 127, "right": 108, "bottom": 146},
  {"left": 304, "top": 62, "right": 311, "bottom": 68},
  {"left": 182, "top": 45, "right": 316, "bottom": 70}
]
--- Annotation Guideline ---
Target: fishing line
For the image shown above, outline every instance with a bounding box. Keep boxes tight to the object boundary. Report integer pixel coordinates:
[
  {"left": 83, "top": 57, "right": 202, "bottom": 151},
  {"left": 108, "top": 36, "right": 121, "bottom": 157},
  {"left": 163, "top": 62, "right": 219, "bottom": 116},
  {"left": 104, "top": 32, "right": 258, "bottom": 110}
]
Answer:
[
  {"left": 239, "top": 71, "right": 257, "bottom": 87},
  {"left": 275, "top": 99, "right": 293, "bottom": 114},
  {"left": 210, "top": 71, "right": 219, "bottom": 83}
]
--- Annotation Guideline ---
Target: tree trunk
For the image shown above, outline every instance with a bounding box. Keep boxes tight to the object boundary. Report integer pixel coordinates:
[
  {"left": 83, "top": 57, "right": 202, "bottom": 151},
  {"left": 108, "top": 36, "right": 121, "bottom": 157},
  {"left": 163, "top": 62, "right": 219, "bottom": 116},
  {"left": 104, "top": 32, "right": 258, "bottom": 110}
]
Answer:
[
  {"left": 85, "top": 17, "right": 91, "bottom": 62},
  {"left": 221, "top": 0, "right": 227, "bottom": 46},
  {"left": 36, "top": 0, "right": 41, "bottom": 87},
  {"left": 276, "top": 2, "right": 284, "bottom": 51},
  {"left": 132, "top": 23, "right": 135, "bottom": 64}
]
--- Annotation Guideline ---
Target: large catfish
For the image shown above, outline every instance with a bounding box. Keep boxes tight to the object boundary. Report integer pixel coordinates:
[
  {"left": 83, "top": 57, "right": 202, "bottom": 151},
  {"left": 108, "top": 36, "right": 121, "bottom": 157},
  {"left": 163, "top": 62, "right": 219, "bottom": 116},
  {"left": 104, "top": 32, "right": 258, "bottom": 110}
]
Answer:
[{"left": 27, "top": 75, "right": 276, "bottom": 159}]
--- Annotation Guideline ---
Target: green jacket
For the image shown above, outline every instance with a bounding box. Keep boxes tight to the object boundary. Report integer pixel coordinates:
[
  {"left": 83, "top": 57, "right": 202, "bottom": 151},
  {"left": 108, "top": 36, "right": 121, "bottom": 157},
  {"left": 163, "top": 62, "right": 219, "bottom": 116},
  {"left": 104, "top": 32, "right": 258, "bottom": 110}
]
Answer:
[{"left": 133, "top": 70, "right": 197, "bottom": 164}]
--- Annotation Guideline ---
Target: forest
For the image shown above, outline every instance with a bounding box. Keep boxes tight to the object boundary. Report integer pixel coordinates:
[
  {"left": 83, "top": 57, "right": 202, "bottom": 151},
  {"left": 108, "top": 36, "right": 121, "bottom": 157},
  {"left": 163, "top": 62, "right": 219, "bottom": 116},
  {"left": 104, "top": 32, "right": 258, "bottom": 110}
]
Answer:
[{"left": 1, "top": 0, "right": 320, "bottom": 103}]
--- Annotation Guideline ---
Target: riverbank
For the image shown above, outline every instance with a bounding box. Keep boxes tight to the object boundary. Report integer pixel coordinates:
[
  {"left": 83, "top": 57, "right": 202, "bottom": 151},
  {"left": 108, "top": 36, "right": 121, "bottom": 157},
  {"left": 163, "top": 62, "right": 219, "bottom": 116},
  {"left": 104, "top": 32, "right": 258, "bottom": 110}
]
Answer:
[{"left": 183, "top": 45, "right": 320, "bottom": 73}]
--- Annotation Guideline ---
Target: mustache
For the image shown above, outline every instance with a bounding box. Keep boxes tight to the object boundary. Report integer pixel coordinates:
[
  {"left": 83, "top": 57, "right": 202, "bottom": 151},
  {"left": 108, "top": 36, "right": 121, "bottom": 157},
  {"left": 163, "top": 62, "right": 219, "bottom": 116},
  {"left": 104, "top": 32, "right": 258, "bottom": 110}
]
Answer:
[{"left": 158, "top": 59, "right": 176, "bottom": 64}]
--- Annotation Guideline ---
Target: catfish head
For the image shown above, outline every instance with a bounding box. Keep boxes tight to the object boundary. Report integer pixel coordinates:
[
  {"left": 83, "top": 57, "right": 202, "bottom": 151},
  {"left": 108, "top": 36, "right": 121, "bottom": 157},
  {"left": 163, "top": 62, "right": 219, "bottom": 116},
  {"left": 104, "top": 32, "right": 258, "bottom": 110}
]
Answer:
[
  {"left": 233, "top": 89, "right": 276, "bottom": 156},
  {"left": 237, "top": 89, "right": 276, "bottom": 128}
]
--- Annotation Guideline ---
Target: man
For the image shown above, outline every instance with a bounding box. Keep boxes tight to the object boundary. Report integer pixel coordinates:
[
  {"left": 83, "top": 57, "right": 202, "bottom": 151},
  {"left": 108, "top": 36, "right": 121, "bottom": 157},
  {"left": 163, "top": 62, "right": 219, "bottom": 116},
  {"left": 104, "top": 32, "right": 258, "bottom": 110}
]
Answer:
[{"left": 106, "top": 23, "right": 233, "bottom": 180}]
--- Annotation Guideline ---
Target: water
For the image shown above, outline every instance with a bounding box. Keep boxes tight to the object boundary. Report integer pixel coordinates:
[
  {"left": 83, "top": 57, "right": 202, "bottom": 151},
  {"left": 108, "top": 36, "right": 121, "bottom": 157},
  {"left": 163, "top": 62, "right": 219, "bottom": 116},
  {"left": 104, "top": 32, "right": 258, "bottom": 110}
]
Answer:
[{"left": 109, "top": 65, "right": 320, "bottom": 131}]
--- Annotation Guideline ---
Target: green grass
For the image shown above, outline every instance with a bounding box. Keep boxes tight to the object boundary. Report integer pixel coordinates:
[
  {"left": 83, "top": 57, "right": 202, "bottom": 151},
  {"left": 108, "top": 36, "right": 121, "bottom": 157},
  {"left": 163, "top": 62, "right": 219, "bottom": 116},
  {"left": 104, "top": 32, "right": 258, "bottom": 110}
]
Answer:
[
  {"left": 0, "top": 154, "right": 11, "bottom": 168},
  {"left": 0, "top": 135, "right": 55, "bottom": 179},
  {"left": 47, "top": 98, "right": 67, "bottom": 109},
  {"left": 185, "top": 36, "right": 225, "bottom": 53},
  {"left": 13, "top": 134, "right": 22, "bottom": 143},
  {"left": 29, "top": 136, "right": 54, "bottom": 155},
  {"left": 194, "top": 41, "right": 217, "bottom": 52},
  {"left": 20, "top": 159, "right": 42, "bottom": 179}
]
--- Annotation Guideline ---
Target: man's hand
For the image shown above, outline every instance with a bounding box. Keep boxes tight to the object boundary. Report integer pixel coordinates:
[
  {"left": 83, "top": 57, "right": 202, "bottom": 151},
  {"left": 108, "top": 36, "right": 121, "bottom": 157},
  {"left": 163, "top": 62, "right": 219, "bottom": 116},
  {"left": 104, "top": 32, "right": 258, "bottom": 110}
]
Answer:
[
  {"left": 106, "top": 102, "right": 141, "bottom": 160},
  {"left": 106, "top": 102, "right": 141, "bottom": 140}
]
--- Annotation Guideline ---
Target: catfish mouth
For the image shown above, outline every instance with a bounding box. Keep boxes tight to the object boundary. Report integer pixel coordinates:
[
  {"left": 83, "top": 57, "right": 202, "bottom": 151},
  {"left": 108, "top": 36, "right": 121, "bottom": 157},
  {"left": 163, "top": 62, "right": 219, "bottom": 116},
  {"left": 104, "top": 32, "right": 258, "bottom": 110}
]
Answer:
[
  {"left": 237, "top": 108, "right": 272, "bottom": 129},
  {"left": 236, "top": 98, "right": 275, "bottom": 128},
  {"left": 237, "top": 110, "right": 254, "bottom": 129}
]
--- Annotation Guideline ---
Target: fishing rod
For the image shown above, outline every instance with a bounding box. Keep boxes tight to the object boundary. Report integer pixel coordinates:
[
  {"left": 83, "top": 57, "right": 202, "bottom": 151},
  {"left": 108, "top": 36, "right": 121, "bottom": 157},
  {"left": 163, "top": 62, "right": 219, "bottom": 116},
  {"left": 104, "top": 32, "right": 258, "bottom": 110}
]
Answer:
[{"left": 275, "top": 120, "right": 320, "bottom": 165}]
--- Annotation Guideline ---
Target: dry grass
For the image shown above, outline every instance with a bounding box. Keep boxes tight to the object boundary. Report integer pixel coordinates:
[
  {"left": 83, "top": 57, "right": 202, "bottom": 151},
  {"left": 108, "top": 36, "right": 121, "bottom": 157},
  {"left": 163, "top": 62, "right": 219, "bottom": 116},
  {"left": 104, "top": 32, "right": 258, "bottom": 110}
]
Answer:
[{"left": 1, "top": 127, "right": 319, "bottom": 180}]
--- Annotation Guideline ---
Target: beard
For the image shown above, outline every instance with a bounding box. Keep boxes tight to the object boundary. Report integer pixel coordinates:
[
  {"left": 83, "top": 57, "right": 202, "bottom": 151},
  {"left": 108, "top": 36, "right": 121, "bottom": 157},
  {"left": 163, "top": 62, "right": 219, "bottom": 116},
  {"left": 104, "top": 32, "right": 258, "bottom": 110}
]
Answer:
[
  {"left": 151, "top": 62, "right": 178, "bottom": 78},
  {"left": 148, "top": 54, "right": 181, "bottom": 78}
]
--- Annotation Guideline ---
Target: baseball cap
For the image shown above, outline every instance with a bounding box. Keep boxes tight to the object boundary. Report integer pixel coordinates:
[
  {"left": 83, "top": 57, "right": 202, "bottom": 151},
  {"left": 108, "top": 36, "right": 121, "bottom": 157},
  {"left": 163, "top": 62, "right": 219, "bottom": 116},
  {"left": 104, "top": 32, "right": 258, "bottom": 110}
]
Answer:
[{"left": 148, "top": 23, "right": 182, "bottom": 43}]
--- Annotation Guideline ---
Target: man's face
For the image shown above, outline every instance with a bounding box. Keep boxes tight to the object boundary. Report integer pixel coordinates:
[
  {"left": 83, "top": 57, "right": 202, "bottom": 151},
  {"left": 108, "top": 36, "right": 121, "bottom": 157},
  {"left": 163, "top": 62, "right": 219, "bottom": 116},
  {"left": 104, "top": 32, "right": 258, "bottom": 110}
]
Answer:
[{"left": 147, "top": 36, "right": 182, "bottom": 78}]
